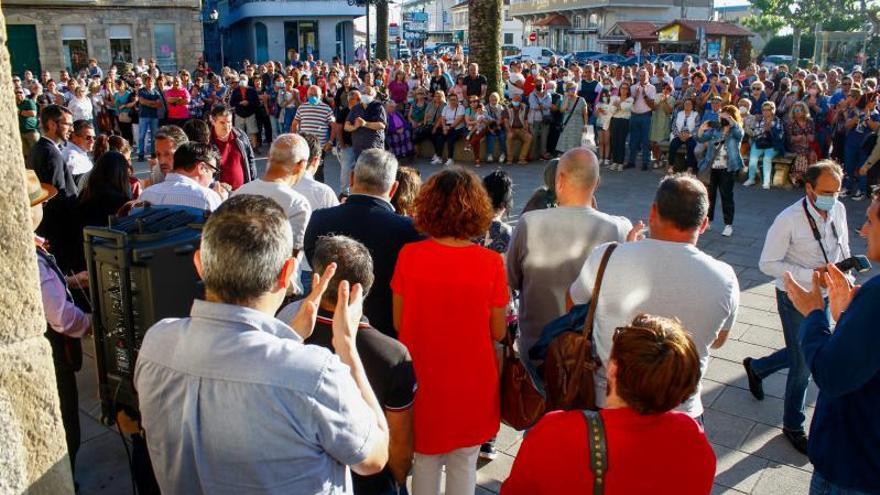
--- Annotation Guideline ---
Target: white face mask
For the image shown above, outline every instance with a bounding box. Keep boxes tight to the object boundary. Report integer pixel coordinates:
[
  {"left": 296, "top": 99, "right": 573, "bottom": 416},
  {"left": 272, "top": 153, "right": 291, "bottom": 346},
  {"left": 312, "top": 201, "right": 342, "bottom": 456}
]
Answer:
[
  {"left": 739, "top": 106, "right": 749, "bottom": 115},
  {"left": 360, "top": 95, "right": 373, "bottom": 105}
]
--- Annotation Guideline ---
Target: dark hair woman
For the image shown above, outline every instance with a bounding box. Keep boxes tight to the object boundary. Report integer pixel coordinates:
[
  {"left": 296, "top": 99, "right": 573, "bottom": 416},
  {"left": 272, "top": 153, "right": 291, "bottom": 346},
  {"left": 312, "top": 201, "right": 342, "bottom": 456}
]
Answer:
[
  {"left": 479, "top": 169, "right": 514, "bottom": 254},
  {"left": 77, "top": 150, "right": 132, "bottom": 228}
]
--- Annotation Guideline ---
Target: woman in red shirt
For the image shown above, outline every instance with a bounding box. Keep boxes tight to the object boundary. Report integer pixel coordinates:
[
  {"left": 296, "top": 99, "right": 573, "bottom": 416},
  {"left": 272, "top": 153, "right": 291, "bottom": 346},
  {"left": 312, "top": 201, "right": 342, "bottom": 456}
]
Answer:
[
  {"left": 502, "top": 314, "right": 716, "bottom": 495},
  {"left": 391, "top": 168, "right": 508, "bottom": 495}
]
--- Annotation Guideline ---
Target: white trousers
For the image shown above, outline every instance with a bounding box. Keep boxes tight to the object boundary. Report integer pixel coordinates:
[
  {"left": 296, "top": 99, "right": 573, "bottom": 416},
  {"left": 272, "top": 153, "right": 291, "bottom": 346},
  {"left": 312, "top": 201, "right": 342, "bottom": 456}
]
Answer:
[{"left": 411, "top": 445, "right": 480, "bottom": 495}]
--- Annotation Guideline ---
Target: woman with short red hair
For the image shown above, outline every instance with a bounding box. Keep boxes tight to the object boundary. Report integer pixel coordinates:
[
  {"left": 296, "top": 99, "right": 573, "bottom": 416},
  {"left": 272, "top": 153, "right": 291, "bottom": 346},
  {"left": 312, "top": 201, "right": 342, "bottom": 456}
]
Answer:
[
  {"left": 502, "top": 314, "right": 716, "bottom": 495},
  {"left": 391, "top": 167, "right": 508, "bottom": 495}
]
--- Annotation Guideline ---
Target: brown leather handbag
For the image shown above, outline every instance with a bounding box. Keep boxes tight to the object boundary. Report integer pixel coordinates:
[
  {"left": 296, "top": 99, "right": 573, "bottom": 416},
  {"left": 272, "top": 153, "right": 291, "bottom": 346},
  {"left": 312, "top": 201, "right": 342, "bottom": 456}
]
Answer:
[
  {"left": 543, "top": 243, "right": 617, "bottom": 411},
  {"left": 500, "top": 326, "right": 547, "bottom": 431}
]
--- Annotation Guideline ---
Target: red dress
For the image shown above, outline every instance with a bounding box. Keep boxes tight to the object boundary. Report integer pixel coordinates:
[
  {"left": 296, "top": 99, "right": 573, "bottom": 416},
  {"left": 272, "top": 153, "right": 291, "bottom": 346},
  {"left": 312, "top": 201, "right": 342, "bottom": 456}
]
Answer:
[
  {"left": 501, "top": 408, "right": 716, "bottom": 495},
  {"left": 390, "top": 239, "right": 509, "bottom": 455}
]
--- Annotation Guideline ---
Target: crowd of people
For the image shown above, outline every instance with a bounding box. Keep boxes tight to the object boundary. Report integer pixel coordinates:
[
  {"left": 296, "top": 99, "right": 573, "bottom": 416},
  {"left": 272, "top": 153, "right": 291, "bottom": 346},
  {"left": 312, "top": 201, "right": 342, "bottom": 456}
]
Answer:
[{"left": 19, "top": 49, "right": 880, "bottom": 495}]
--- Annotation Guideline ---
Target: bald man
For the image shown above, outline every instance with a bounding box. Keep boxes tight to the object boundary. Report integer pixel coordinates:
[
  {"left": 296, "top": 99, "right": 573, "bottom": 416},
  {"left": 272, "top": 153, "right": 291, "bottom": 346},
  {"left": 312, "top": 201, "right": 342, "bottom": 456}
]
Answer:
[{"left": 507, "top": 147, "right": 633, "bottom": 358}]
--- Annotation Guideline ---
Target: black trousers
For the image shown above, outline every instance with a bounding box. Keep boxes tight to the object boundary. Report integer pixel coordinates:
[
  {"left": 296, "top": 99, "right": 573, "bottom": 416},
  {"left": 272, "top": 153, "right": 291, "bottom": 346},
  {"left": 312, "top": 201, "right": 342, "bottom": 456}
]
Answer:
[
  {"left": 256, "top": 111, "right": 273, "bottom": 147},
  {"left": 709, "top": 168, "right": 736, "bottom": 225},
  {"left": 433, "top": 128, "right": 465, "bottom": 159},
  {"left": 669, "top": 137, "right": 697, "bottom": 172},
  {"left": 54, "top": 362, "right": 80, "bottom": 472},
  {"left": 609, "top": 117, "right": 629, "bottom": 164}
]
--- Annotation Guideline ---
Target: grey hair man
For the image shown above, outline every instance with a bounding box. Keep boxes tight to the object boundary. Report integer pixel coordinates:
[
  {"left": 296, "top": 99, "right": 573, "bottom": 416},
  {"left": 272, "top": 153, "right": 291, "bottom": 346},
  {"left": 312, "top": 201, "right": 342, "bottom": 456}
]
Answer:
[
  {"left": 345, "top": 85, "right": 387, "bottom": 162},
  {"left": 232, "top": 133, "right": 312, "bottom": 253},
  {"left": 135, "top": 195, "right": 390, "bottom": 494},
  {"left": 508, "top": 147, "right": 633, "bottom": 358},
  {"left": 304, "top": 149, "right": 422, "bottom": 337}
]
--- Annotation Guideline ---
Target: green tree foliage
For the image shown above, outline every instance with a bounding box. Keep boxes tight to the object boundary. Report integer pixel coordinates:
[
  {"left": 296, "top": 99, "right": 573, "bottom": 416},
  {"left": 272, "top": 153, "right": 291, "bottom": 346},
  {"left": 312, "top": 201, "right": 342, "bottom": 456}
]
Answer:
[{"left": 761, "top": 34, "right": 816, "bottom": 57}]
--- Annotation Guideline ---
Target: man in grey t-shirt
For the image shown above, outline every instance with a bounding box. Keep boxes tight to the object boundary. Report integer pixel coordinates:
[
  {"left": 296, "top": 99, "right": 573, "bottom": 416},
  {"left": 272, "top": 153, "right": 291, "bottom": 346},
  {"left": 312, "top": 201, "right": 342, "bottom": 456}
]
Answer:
[
  {"left": 508, "top": 148, "right": 632, "bottom": 359},
  {"left": 569, "top": 175, "right": 739, "bottom": 418}
]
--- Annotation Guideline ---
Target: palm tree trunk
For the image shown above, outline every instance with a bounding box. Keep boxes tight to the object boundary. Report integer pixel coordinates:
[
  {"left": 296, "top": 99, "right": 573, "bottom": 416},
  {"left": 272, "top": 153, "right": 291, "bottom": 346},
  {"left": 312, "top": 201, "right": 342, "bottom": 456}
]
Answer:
[
  {"left": 376, "top": 1, "right": 390, "bottom": 60},
  {"left": 792, "top": 27, "right": 802, "bottom": 68},
  {"left": 468, "top": 0, "right": 503, "bottom": 99}
]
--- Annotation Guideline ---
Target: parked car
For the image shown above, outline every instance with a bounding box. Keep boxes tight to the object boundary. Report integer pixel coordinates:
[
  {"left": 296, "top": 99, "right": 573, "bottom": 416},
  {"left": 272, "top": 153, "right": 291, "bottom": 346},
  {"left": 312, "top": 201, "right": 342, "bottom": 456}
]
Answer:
[
  {"left": 657, "top": 53, "right": 700, "bottom": 71},
  {"left": 570, "top": 51, "right": 603, "bottom": 64},
  {"left": 761, "top": 54, "right": 795, "bottom": 70},
  {"left": 621, "top": 54, "right": 659, "bottom": 66},
  {"left": 585, "top": 53, "right": 627, "bottom": 65},
  {"left": 501, "top": 44, "right": 521, "bottom": 57},
  {"left": 519, "top": 46, "right": 557, "bottom": 65},
  {"left": 503, "top": 54, "right": 521, "bottom": 65}
]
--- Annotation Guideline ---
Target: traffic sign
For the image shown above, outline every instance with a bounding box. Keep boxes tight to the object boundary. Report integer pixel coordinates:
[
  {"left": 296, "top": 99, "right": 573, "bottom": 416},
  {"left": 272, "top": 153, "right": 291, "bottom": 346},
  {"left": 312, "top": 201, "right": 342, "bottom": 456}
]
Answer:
[
  {"left": 403, "top": 11, "right": 429, "bottom": 22},
  {"left": 529, "top": 32, "right": 537, "bottom": 42},
  {"left": 389, "top": 23, "right": 400, "bottom": 37}
]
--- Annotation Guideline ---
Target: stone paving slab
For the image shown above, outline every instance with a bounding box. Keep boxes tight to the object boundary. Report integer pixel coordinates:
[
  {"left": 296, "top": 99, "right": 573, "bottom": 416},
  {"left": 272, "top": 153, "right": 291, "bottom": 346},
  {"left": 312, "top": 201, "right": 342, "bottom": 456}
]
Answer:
[{"left": 73, "top": 155, "right": 876, "bottom": 494}]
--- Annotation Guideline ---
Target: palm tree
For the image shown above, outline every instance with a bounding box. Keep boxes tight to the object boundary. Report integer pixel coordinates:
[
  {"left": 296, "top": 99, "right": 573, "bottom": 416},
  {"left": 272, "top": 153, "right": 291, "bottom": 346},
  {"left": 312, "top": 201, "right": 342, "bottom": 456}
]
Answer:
[
  {"left": 376, "top": 0, "right": 390, "bottom": 60},
  {"left": 468, "top": 0, "right": 503, "bottom": 98}
]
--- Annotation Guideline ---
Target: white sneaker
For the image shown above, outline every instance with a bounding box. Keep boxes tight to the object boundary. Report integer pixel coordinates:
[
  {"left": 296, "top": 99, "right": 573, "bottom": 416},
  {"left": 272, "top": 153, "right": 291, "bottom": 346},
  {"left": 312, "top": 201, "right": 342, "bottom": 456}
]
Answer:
[
  {"left": 722, "top": 225, "right": 734, "bottom": 237},
  {"left": 486, "top": 154, "right": 494, "bottom": 163},
  {"left": 431, "top": 155, "right": 442, "bottom": 165},
  {"left": 762, "top": 184, "right": 770, "bottom": 190},
  {"left": 499, "top": 154, "right": 506, "bottom": 163},
  {"left": 743, "top": 179, "right": 755, "bottom": 187},
  {"left": 445, "top": 159, "right": 454, "bottom": 167}
]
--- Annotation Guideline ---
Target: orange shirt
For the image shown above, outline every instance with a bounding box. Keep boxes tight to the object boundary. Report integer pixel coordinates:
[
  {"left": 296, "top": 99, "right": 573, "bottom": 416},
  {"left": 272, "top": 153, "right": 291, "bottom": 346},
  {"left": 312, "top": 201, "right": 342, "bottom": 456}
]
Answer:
[{"left": 391, "top": 239, "right": 508, "bottom": 454}]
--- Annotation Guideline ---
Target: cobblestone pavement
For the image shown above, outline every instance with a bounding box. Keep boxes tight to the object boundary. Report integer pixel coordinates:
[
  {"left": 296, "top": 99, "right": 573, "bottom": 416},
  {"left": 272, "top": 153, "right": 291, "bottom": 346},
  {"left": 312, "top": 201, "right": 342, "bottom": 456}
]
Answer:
[{"left": 74, "top": 154, "right": 876, "bottom": 494}]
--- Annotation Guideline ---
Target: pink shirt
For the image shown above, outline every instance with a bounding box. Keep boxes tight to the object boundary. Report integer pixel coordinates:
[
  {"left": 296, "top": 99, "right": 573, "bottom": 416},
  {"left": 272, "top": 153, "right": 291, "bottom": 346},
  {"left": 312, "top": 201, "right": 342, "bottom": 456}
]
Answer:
[
  {"left": 36, "top": 241, "right": 90, "bottom": 338},
  {"left": 164, "top": 88, "right": 191, "bottom": 120}
]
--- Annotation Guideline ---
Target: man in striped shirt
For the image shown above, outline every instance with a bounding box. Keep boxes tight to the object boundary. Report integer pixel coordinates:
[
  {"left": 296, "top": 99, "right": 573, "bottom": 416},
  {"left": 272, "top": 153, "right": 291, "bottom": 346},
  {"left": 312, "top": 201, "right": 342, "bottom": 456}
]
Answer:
[{"left": 292, "top": 85, "right": 335, "bottom": 182}]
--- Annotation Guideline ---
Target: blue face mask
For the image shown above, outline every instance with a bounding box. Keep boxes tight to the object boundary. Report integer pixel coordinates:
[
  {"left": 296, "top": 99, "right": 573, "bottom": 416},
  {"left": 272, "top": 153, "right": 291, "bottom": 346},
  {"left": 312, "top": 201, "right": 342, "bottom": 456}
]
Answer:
[
  {"left": 512, "top": 101, "right": 521, "bottom": 107},
  {"left": 308, "top": 96, "right": 320, "bottom": 105},
  {"left": 814, "top": 193, "right": 838, "bottom": 211}
]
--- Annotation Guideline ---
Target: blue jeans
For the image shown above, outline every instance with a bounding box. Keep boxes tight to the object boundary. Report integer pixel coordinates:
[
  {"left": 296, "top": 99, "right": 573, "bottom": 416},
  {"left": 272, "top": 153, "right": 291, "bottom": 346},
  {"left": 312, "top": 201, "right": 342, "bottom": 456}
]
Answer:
[
  {"left": 283, "top": 109, "right": 296, "bottom": 134},
  {"left": 844, "top": 142, "right": 868, "bottom": 195},
  {"left": 138, "top": 117, "right": 159, "bottom": 157},
  {"left": 748, "top": 146, "right": 778, "bottom": 186},
  {"left": 750, "top": 289, "right": 826, "bottom": 432},
  {"left": 810, "top": 471, "right": 876, "bottom": 495},
  {"left": 338, "top": 146, "right": 356, "bottom": 194},
  {"left": 628, "top": 112, "right": 652, "bottom": 166},
  {"left": 486, "top": 129, "right": 507, "bottom": 157}
]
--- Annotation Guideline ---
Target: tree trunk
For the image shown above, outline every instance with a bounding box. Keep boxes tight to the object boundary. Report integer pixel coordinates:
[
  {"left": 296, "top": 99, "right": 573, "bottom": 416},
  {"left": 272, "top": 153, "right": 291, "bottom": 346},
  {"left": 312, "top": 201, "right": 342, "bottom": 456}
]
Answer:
[
  {"left": 792, "top": 27, "right": 802, "bottom": 67},
  {"left": 468, "top": 0, "right": 503, "bottom": 100},
  {"left": 376, "top": 1, "right": 390, "bottom": 60}
]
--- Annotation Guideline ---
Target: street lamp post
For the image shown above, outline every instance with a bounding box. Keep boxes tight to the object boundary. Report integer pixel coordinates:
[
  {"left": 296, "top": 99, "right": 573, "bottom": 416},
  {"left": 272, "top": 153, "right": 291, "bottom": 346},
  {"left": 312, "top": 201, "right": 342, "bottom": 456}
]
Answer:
[{"left": 206, "top": 9, "right": 224, "bottom": 69}]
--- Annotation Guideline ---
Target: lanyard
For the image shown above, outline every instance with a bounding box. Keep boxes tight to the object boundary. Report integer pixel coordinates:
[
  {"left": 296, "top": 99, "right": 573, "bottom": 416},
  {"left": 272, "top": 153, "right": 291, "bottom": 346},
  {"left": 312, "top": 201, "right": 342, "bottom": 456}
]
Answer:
[
  {"left": 802, "top": 198, "right": 838, "bottom": 265},
  {"left": 315, "top": 314, "right": 371, "bottom": 330}
]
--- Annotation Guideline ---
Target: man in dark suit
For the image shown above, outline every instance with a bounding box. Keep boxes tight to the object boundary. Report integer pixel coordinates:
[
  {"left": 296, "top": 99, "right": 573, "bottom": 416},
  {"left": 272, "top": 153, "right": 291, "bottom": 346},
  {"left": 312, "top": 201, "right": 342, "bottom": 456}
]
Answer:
[
  {"left": 29, "top": 104, "right": 80, "bottom": 272},
  {"left": 304, "top": 149, "right": 422, "bottom": 338}
]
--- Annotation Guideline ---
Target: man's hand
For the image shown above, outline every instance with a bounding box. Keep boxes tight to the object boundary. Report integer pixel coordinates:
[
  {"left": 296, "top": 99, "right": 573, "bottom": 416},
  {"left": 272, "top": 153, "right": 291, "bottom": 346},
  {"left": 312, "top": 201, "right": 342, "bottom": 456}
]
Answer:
[
  {"left": 354, "top": 117, "right": 366, "bottom": 128},
  {"left": 290, "top": 263, "right": 337, "bottom": 339},
  {"left": 626, "top": 220, "right": 646, "bottom": 242},
  {"left": 211, "top": 182, "right": 231, "bottom": 200},
  {"left": 823, "top": 263, "right": 860, "bottom": 321},
  {"left": 240, "top": 100, "right": 249, "bottom": 106},
  {"left": 331, "top": 280, "right": 364, "bottom": 358},
  {"left": 783, "top": 271, "right": 825, "bottom": 317},
  {"left": 859, "top": 163, "right": 871, "bottom": 176},
  {"left": 65, "top": 271, "right": 90, "bottom": 289},
  {"left": 680, "top": 131, "right": 691, "bottom": 141},
  {"left": 322, "top": 142, "right": 333, "bottom": 152}
]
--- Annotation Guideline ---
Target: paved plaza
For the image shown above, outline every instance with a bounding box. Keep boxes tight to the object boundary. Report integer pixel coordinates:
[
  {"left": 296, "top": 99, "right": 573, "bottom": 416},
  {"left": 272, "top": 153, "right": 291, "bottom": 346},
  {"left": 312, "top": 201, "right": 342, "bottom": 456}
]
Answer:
[{"left": 72, "top": 154, "right": 877, "bottom": 494}]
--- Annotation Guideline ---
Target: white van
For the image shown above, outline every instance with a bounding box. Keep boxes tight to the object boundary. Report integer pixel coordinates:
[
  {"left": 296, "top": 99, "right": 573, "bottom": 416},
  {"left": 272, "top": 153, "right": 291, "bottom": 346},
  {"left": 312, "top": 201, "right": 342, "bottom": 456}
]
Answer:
[{"left": 519, "top": 46, "right": 556, "bottom": 65}]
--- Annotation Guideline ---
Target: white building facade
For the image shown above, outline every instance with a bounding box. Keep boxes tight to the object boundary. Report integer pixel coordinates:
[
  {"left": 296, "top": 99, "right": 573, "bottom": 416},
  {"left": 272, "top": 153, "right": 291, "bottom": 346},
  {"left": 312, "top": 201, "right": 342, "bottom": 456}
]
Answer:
[{"left": 509, "top": 0, "right": 712, "bottom": 53}]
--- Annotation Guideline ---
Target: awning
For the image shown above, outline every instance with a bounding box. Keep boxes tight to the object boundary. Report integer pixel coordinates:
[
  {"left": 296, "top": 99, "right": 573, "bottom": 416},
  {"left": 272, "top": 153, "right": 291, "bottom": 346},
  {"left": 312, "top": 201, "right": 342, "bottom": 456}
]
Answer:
[{"left": 533, "top": 14, "right": 571, "bottom": 28}]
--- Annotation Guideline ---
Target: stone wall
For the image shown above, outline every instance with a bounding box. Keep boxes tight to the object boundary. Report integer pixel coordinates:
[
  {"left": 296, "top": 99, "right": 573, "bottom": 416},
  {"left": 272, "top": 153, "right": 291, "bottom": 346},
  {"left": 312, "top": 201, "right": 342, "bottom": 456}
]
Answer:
[
  {"left": 0, "top": 5, "right": 75, "bottom": 494},
  {"left": 3, "top": 2, "right": 204, "bottom": 73}
]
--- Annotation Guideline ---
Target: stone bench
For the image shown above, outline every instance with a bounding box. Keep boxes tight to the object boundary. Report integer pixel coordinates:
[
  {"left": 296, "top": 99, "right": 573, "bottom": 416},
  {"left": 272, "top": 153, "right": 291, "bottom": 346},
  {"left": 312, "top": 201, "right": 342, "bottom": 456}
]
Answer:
[
  {"left": 415, "top": 135, "right": 528, "bottom": 163},
  {"left": 658, "top": 139, "right": 797, "bottom": 190}
]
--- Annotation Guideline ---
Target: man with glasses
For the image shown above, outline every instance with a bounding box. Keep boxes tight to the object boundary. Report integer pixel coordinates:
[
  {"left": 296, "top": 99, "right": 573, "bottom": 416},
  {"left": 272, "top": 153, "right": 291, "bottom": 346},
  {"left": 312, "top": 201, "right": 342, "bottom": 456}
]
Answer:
[
  {"left": 62, "top": 120, "right": 96, "bottom": 185},
  {"left": 139, "top": 141, "right": 228, "bottom": 211},
  {"left": 830, "top": 76, "right": 853, "bottom": 107},
  {"left": 744, "top": 161, "right": 851, "bottom": 455},
  {"left": 29, "top": 104, "right": 80, "bottom": 272}
]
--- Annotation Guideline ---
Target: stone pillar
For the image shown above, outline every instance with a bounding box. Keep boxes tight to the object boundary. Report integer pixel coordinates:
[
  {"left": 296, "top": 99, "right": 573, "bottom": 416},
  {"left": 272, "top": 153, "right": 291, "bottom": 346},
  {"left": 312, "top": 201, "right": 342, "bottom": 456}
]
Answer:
[{"left": 0, "top": 4, "right": 76, "bottom": 494}]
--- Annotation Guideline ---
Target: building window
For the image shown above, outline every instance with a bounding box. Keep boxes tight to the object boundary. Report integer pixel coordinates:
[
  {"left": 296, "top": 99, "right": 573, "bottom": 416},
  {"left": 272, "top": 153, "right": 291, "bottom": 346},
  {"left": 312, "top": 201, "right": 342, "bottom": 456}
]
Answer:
[
  {"left": 298, "top": 21, "right": 318, "bottom": 58},
  {"left": 504, "top": 32, "right": 514, "bottom": 44},
  {"left": 504, "top": 8, "right": 511, "bottom": 21},
  {"left": 109, "top": 24, "right": 132, "bottom": 69},
  {"left": 153, "top": 23, "right": 177, "bottom": 72},
  {"left": 255, "top": 22, "right": 269, "bottom": 62},
  {"left": 61, "top": 25, "right": 88, "bottom": 73},
  {"left": 588, "top": 14, "right": 599, "bottom": 29}
]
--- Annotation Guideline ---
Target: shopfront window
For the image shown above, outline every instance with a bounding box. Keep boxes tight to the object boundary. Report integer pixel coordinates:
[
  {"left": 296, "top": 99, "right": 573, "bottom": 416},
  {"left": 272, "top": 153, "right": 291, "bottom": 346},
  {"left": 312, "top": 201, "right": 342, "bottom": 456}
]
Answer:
[
  {"left": 109, "top": 24, "right": 133, "bottom": 69},
  {"left": 298, "top": 21, "right": 318, "bottom": 58},
  {"left": 153, "top": 23, "right": 177, "bottom": 72},
  {"left": 255, "top": 22, "right": 269, "bottom": 62},
  {"left": 61, "top": 25, "right": 88, "bottom": 74}
]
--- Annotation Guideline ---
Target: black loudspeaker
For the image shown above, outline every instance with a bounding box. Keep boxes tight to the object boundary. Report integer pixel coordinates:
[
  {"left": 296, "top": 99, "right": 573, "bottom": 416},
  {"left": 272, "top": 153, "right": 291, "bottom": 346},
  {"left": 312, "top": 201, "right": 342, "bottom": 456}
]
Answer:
[{"left": 84, "top": 206, "right": 207, "bottom": 423}]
